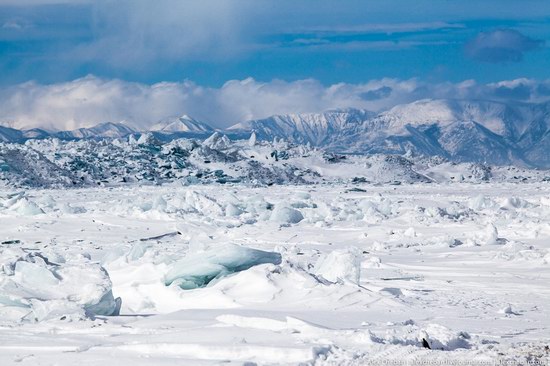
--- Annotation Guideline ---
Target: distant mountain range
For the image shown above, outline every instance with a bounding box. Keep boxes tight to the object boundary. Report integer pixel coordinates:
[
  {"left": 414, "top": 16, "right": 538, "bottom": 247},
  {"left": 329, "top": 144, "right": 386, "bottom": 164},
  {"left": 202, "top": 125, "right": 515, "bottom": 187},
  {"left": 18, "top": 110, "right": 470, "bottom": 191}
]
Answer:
[
  {"left": 0, "top": 122, "right": 136, "bottom": 142},
  {"left": 226, "top": 108, "right": 375, "bottom": 147},
  {"left": 150, "top": 114, "right": 214, "bottom": 134},
  {"left": 1, "top": 99, "right": 549, "bottom": 168},
  {"left": 226, "top": 100, "right": 550, "bottom": 168}
]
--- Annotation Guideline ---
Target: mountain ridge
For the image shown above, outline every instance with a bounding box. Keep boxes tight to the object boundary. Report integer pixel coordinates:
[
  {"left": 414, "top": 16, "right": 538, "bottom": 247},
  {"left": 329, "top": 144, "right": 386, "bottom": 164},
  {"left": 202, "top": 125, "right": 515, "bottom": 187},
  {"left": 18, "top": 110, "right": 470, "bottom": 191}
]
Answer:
[
  {"left": 1, "top": 99, "right": 549, "bottom": 167},
  {"left": 150, "top": 114, "right": 214, "bottom": 134}
]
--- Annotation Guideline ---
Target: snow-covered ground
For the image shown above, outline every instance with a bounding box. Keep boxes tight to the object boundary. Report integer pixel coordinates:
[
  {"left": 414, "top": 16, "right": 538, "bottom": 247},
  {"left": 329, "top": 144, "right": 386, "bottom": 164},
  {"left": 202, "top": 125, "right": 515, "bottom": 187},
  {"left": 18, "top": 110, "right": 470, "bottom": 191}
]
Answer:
[{"left": 1, "top": 183, "right": 549, "bottom": 365}]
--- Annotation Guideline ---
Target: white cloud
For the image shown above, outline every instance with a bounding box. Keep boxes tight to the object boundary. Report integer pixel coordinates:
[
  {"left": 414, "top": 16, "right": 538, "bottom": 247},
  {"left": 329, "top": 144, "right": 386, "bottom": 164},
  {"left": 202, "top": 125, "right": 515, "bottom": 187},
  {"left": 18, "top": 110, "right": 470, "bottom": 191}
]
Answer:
[
  {"left": 465, "top": 29, "right": 544, "bottom": 63},
  {"left": 1, "top": 75, "right": 549, "bottom": 131},
  {"left": 65, "top": 0, "right": 257, "bottom": 68},
  {"left": 291, "top": 21, "right": 464, "bottom": 34},
  {"left": 0, "top": 0, "right": 90, "bottom": 4}
]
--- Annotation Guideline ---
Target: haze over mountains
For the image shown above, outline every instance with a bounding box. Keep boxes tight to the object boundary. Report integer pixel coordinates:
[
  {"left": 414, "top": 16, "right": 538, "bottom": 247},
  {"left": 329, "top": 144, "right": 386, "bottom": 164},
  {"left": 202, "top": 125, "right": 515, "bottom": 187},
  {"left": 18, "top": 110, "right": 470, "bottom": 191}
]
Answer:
[{"left": 1, "top": 98, "right": 549, "bottom": 168}]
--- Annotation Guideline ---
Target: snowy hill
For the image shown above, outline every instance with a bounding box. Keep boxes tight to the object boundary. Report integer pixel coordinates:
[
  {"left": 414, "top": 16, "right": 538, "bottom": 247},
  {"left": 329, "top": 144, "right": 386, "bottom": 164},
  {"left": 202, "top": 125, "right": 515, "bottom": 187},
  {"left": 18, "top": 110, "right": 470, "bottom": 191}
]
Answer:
[
  {"left": 55, "top": 122, "right": 136, "bottom": 139},
  {"left": 22, "top": 128, "right": 52, "bottom": 140},
  {"left": 1, "top": 126, "right": 52, "bottom": 142},
  {"left": 151, "top": 114, "right": 214, "bottom": 134},
  {"left": 0, "top": 126, "right": 23, "bottom": 142}
]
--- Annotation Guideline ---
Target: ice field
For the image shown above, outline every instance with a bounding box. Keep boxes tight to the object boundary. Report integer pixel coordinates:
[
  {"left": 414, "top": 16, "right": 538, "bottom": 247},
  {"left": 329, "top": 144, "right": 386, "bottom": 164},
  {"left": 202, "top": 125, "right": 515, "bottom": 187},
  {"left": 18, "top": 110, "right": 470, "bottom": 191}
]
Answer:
[{"left": 1, "top": 182, "right": 549, "bottom": 365}]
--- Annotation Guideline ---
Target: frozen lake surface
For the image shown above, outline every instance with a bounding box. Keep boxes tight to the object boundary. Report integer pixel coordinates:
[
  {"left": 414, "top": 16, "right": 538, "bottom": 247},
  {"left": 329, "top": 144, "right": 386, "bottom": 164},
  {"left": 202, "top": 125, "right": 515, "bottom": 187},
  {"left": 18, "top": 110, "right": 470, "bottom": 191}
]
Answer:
[{"left": 1, "top": 183, "right": 549, "bottom": 365}]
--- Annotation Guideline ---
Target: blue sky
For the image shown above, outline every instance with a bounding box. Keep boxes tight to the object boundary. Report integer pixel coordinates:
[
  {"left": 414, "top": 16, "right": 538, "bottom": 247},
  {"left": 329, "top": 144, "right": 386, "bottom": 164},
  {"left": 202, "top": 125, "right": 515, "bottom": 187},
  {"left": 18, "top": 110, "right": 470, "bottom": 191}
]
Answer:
[
  {"left": 1, "top": 0, "right": 549, "bottom": 86},
  {"left": 0, "top": 0, "right": 550, "bottom": 129}
]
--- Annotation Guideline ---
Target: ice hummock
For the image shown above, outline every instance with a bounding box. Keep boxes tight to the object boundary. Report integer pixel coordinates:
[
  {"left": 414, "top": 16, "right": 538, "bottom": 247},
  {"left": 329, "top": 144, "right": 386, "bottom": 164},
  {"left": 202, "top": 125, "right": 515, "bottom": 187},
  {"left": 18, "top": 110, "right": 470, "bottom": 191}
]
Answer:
[
  {"left": 164, "top": 245, "right": 282, "bottom": 289},
  {"left": 315, "top": 247, "right": 362, "bottom": 285},
  {"left": 0, "top": 249, "right": 121, "bottom": 322},
  {"left": 269, "top": 206, "right": 304, "bottom": 224},
  {"left": 0, "top": 191, "right": 44, "bottom": 215}
]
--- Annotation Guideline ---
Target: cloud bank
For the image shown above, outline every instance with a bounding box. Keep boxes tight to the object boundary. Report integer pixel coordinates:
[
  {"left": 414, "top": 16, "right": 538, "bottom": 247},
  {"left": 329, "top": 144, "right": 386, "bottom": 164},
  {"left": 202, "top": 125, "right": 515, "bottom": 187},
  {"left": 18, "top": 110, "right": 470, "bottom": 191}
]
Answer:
[
  {"left": 71, "top": 0, "right": 253, "bottom": 68},
  {"left": 465, "top": 29, "right": 544, "bottom": 63},
  {"left": 1, "top": 76, "right": 550, "bottom": 131}
]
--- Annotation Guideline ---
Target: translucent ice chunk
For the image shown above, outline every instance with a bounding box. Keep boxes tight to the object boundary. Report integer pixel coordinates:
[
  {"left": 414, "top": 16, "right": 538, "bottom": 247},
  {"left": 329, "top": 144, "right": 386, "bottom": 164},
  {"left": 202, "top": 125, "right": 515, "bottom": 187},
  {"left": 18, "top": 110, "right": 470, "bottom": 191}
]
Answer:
[
  {"left": 0, "top": 250, "right": 121, "bottom": 322},
  {"left": 225, "top": 203, "right": 243, "bottom": 217},
  {"left": 10, "top": 197, "right": 44, "bottom": 215},
  {"left": 164, "top": 245, "right": 282, "bottom": 289},
  {"left": 127, "top": 241, "right": 153, "bottom": 261},
  {"left": 14, "top": 261, "right": 60, "bottom": 288}
]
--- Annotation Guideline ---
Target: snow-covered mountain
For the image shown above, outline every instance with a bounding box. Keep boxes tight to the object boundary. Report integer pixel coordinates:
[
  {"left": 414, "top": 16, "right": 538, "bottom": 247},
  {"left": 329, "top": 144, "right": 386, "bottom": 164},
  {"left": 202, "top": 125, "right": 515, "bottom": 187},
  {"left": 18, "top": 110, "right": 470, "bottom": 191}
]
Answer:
[
  {"left": 341, "top": 99, "right": 550, "bottom": 167},
  {"left": 372, "top": 99, "right": 536, "bottom": 139},
  {"left": 55, "top": 122, "right": 136, "bottom": 139},
  {"left": 150, "top": 114, "right": 214, "bottom": 134},
  {"left": 227, "top": 108, "right": 375, "bottom": 147},
  {"left": 1, "top": 116, "right": 213, "bottom": 142},
  {"left": 0, "top": 126, "right": 23, "bottom": 142},
  {"left": 1, "top": 100, "right": 549, "bottom": 167},
  {"left": 22, "top": 128, "right": 52, "bottom": 140},
  {"left": 228, "top": 100, "right": 550, "bottom": 168},
  {"left": 1, "top": 126, "right": 53, "bottom": 142}
]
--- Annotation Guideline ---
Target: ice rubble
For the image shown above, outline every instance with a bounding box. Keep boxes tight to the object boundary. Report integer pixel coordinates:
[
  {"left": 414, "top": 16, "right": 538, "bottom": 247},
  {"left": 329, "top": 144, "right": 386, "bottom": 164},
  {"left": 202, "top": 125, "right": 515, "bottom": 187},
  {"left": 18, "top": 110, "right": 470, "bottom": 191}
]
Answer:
[
  {"left": 481, "top": 223, "right": 500, "bottom": 246},
  {"left": 2, "top": 184, "right": 548, "bottom": 363},
  {"left": 7, "top": 196, "right": 44, "bottom": 215},
  {"left": 2, "top": 135, "right": 549, "bottom": 189},
  {"left": 315, "top": 247, "right": 362, "bottom": 285},
  {"left": 0, "top": 191, "right": 43, "bottom": 215},
  {"left": 418, "top": 324, "right": 471, "bottom": 351},
  {"left": 499, "top": 304, "right": 520, "bottom": 315},
  {"left": 164, "top": 245, "right": 282, "bottom": 289},
  {"left": 0, "top": 191, "right": 89, "bottom": 216},
  {"left": 0, "top": 249, "right": 121, "bottom": 322},
  {"left": 463, "top": 223, "right": 502, "bottom": 246},
  {"left": 106, "top": 245, "right": 378, "bottom": 315},
  {"left": 269, "top": 206, "right": 304, "bottom": 224}
]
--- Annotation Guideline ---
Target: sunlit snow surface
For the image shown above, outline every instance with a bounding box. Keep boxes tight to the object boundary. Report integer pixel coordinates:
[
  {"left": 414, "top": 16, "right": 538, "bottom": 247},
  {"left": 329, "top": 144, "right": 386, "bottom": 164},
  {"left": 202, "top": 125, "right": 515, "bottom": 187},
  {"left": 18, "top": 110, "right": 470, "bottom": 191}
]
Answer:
[{"left": 0, "top": 183, "right": 549, "bottom": 365}]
